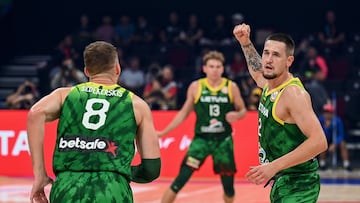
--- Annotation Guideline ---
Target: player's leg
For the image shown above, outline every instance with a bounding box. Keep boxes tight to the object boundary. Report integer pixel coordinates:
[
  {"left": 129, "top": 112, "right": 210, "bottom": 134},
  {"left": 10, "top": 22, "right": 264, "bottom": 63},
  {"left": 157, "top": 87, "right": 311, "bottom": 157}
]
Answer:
[
  {"left": 161, "top": 136, "right": 210, "bottom": 203},
  {"left": 161, "top": 163, "right": 194, "bottom": 203},
  {"left": 221, "top": 175, "right": 235, "bottom": 203},
  {"left": 213, "top": 136, "right": 236, "bottom": 202},
  {"left": 339, "top": 141, "right": 352, "bottom": 171}
]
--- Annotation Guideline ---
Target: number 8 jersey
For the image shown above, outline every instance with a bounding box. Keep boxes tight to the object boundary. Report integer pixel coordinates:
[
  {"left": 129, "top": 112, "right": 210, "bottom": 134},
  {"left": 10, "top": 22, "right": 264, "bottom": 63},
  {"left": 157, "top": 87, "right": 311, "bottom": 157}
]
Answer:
[
  {"left": 194, "top": 78, "right": 234, "bottom": 136},
  {"left": 53, "top": 82, "right": 137, "bottom": 180}
]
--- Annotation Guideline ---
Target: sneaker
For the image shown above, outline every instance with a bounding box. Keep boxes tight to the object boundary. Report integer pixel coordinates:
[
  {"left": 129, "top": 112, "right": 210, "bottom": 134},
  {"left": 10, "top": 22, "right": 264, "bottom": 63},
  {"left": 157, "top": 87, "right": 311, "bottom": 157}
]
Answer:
[
  {"left": 344, "top": 165, "right": 353, "bottom": 172},
  {"left": 319, "top": 165, "right": 328, "bottom": 171}
]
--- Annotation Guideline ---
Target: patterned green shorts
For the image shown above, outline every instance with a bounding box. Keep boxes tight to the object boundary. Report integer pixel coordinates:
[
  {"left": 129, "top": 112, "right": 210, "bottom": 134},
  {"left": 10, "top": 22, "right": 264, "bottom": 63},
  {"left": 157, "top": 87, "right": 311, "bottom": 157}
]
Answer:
[
  {"left": 270, "top": 172, "right": 320, "bottom": 203},
  {"left": 185, "top": 135, "right": 236, "bottom": 174},
  {"left": 50, "top": 171, "right": 133, "bottom": 203}
]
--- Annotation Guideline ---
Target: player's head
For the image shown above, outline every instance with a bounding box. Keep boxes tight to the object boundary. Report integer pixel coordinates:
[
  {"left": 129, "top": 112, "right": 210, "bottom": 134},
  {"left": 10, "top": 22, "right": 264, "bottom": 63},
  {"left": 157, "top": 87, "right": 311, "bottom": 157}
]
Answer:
[
  {"left": 202, "top": 51, "right": 225, "bottom": 79},
  {"left": 262, "top": 33, "right": 295, "bottom": 80},
  {"left": 83, "top": 41, "right": 120, "bottom": 76},
  {"left": 265, "top": 33, "right": 295, "bottom": 56},
  {"left": 323, "top": 103, "right": 335, "bottom": 119}
]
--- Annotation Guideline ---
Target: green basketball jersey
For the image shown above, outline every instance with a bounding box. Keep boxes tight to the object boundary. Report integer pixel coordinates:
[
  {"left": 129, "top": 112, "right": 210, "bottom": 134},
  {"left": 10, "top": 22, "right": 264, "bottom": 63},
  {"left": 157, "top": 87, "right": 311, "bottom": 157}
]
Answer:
[
  {"left": 53, "top": 82, "right": 137, "bottom": 181},
  {"left": 194, "top": 78, "right": 234, "bottom": 136},
  {"left": 258, "top": 78, "right": 318, "bottom": 174}
]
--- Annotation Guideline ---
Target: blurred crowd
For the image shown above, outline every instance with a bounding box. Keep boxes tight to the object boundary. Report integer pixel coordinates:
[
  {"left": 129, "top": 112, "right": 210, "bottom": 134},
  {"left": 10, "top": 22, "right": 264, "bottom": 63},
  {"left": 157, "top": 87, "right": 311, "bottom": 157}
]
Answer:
[{"left": 4, "top": 10, "right": 360, "bottom": 130}]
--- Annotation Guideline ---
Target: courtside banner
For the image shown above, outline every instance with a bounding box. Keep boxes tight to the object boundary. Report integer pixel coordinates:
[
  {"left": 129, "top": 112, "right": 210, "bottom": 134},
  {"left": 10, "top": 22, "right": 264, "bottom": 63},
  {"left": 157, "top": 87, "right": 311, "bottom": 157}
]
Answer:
[{"left": 0, "top": 110, "right": 258, "bottom": 178}]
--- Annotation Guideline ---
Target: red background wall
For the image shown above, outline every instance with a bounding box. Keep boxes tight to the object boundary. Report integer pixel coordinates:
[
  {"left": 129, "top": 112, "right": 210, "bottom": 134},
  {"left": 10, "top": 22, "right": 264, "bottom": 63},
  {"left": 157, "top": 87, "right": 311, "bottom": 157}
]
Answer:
[{"left": 0, "top": 110, "right": 259, "bottom": 179}]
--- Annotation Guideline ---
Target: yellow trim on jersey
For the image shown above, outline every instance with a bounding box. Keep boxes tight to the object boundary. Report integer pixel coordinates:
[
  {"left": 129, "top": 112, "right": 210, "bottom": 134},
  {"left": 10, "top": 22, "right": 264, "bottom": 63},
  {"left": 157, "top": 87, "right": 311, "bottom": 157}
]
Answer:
[
  {"left": 272, "top": 90, "right": 285, "bottom": 125},
  {"left": 87, "top": 82, "right": 120, "bottom": 88},
  {"left": 204, "top": 78, "right": 227, "bottom": 92},
  {"left": 194, "top": 79, "right": 203, "bottom": 103},
  {"left": 228, "top": 80, "right": 233, "bottom": 103},
  {"left": 272, "top": 78, "right": 304, "bottom": 125},
  {"left": 265, "top": 77, "right": 297, "bottom": 97}
]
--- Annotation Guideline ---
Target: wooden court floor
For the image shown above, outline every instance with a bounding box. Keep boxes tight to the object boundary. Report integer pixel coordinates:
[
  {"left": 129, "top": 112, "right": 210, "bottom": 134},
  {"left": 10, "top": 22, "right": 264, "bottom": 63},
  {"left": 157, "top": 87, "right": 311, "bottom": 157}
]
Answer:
[{"left": 1, "top": 171, "right": 360, "bottom": 203}]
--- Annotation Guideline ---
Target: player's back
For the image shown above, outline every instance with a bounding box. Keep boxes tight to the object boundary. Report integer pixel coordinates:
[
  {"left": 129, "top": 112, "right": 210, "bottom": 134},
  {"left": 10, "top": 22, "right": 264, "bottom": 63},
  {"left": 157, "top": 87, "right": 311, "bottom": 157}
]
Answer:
[{"left": 53, "top": 82, "right": 137, "bottom": 180}]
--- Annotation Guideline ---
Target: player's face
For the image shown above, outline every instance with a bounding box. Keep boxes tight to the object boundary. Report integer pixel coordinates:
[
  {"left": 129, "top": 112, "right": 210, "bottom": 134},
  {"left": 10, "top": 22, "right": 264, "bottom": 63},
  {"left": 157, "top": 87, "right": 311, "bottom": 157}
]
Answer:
[
  {"left": 261, "top": 40, "right": 292, "bottom": 80},
  {"left": 203, "top": 59, "right": 224, "bottom": 80}
]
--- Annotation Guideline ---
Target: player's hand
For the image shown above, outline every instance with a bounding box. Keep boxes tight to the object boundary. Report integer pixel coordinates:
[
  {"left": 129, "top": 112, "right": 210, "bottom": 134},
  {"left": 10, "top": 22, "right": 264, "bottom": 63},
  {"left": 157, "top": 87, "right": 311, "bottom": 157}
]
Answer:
[
  {"left": 30, "top": 176, "right": 53, "bottom": 203},
  {"left": 246, "top": 163, "right": 277, "bottom": 186},
  {"left": 225, "top": 111, "right": 240, "bottom": 124},
  {"left": 328, "top": 144, "right": 336, "bottom": 152},
  {"left": 156, "top": 130, "right": 165, "bottom": 138},
  {"left": 233, "top": 23, "right": 251, "bottom": 46}
]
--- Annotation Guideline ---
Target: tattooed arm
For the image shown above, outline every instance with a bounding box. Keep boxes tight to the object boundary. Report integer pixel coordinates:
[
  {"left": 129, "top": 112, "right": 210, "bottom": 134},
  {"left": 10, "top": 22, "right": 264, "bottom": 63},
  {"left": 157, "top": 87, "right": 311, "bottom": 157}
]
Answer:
[{"left": 233, "top": 24, "right": 267, "bottom": 88}]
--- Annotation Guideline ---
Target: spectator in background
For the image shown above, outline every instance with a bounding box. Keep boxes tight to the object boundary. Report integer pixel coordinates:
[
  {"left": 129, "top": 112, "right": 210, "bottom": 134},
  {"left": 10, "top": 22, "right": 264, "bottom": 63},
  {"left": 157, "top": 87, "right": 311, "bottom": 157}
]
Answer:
[
  {"left": 144, "top": 62, "right": 162, "bottom": 85},
  {"left": 238, "top": 75, "right": 257, "bottom": 104},
  {"left": 180, "top": 13, "right": 204, "bottom": 47},
  {"left": 298, "top": 46, "right": 328, "bottom": 80},
  {"left": 95, "top": 15, "right": 115, "bottom": 43},
  {"left": 304, "top": 67, "right": 329, "bottom": 117},
  {"left": 227, "top": 51, "right": 247, "bottom": 80},
  {"left": 201, "top": 14, "right": 232, "bottom": 46},
  {"left": 72, "top": 14, "right": 94, "bottom": 55},
  {"left": 317, "top": 10, "right": 346, "bottom": 59},
  {"left": 114, "top": 15, "right": 135, "bottom": 48},
  {"left": 318, "top": 103, "right": 352, "bottom": 172},
  {"left": 247, "top": 87, "right": 262, "bottom": 111},
  {"left": 50, "top": 58, "right": 87, "bottom": 90},
  {"left": 54, "top": 34, "right": 80, "bottom": 63},
  {"left": 133, "top": 15, "right": 154, "bottom": 45},
  {"left": 119, "top": 56, "right": 145, "bottom": 96},
  {"left": 143, "top": 64, "right": 177, "bottom": 110},
  {"left": 159, "top": 11, "right": 183, "bottom": 45},
  {"left": 5, "top": 79, "right": 39, "bottom": 109},
  {"left": 230, "top": 13, "right": 245, "bottom": 45}
]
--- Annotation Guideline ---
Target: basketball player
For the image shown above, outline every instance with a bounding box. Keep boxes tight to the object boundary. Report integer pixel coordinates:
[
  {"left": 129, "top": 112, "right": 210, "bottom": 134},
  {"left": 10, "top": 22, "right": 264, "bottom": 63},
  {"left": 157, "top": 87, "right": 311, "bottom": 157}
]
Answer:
[
  {"left": 158, "top": 50, "right": 247, "bottom": 203},
  {"left": 233, "top": 23, "right": 328, "bottom": 202},
  {"left": 27, "top": 41, "right": 161, "bottom": 203}
]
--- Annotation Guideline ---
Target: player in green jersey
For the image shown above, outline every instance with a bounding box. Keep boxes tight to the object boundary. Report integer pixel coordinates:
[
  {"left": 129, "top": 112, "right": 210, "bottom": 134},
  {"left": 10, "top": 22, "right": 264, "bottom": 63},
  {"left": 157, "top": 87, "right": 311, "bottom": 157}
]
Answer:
[
  {"left": 27, "top": 41, "right": 161, "bottom": 203},
  {"left": 158, "top": 51, "right": 247, "bottom": 203},
  {"left": 233, "top": 24, "right": 328, "bottom": 202}
]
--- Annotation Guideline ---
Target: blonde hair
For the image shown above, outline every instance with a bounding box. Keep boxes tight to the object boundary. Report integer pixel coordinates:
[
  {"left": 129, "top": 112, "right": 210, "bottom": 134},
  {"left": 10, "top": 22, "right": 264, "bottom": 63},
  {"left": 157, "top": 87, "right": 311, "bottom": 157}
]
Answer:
[{"left": 202, "top": 50, "right": 225, "bottom": 65}]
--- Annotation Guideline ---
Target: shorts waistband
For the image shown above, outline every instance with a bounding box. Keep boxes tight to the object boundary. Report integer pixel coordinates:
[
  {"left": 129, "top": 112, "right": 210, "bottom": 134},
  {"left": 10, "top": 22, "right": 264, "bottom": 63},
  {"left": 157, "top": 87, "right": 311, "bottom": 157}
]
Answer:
[{"left": 196, "top": 133, "right": 230, "bottom": 140}]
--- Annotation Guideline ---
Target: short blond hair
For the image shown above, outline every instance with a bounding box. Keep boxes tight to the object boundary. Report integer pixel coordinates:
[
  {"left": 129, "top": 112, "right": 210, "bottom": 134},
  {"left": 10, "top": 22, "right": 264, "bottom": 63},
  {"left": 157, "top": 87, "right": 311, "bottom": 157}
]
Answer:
[{"left": 202, "top": 50, "right": 225, "bottom": 65}]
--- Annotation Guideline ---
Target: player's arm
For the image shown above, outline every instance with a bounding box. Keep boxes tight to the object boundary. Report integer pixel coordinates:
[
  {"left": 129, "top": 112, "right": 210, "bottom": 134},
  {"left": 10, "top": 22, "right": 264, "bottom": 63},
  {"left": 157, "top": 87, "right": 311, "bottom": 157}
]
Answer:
[
  {"left": 157, "top": 81, "right": 197, "bottom": 137},
  {"left": 226, "top": 81, "right": 247, "bottom": 123},
  {"left": 270, "top": 86, "right": 328, "bottom": 172},
  {"left": 27, "top": 88, "right": 69, "bottom": 178},
  {"left": 132, "top": 95, "right": 161, "bottom": 183},
  {"left": 27, "top": 87, "right": 70, "bottom": 201},
  {"left": 233, "top": 23, "right": 266, "bottom": 88}
]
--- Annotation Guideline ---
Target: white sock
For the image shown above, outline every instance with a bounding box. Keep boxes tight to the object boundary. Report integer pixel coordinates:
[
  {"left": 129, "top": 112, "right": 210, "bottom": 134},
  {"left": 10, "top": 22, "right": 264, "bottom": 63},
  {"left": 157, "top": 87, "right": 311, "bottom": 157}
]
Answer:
[
  {"left": 320, "top": 160, "right": 326, "bottom": 167},
  {"left": 343, "top": 160, "right": 350, "bottom": 167}
]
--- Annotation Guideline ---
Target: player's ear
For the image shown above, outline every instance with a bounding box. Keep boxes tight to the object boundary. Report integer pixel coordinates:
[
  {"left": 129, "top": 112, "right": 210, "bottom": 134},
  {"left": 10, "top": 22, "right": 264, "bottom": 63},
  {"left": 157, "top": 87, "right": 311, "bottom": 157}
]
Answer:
[
  {"left": 84, "top": 67, "right": 90, "bottom": 77},
  {"left": 115, "top": 63, "right": 121, "bottom": 75}
]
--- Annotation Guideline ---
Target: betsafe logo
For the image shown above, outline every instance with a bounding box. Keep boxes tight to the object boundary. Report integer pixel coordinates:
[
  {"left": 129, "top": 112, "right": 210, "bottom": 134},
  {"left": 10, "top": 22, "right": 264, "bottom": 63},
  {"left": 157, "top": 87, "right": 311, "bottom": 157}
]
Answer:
[{"left": 58, "top": 136, "right": 118, "bottom": 157}]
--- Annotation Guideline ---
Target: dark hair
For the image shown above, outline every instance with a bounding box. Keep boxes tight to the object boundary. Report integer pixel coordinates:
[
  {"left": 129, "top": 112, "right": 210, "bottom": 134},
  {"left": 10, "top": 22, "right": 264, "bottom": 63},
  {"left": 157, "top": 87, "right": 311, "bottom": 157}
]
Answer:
[{"left": 265, "top": 33, "right": 295, "bottom": 56}]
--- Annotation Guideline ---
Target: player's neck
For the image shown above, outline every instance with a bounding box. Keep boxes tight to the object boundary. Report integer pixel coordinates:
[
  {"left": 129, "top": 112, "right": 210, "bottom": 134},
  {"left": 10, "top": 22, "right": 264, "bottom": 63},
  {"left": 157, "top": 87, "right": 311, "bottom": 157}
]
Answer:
[
  {"left": 90, "top": 75, "right": 118, "bottom": 85},
  {"left": 206, "top": 77, "right": 222, "bottom": 88},
  {"left": 267, "top": 73, "right": 293, "bottom": 90}
]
